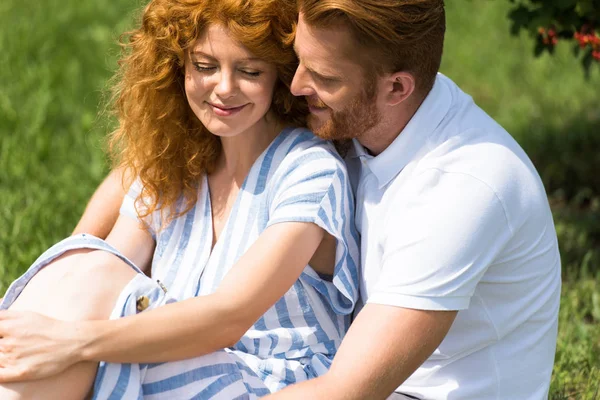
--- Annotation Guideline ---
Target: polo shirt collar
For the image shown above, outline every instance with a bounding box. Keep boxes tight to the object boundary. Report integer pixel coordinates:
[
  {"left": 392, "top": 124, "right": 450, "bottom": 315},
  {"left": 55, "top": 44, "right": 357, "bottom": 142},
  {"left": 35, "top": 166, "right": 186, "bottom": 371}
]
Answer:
[{"left": 352, "top": 73, "right": 453, "bottom": 188}]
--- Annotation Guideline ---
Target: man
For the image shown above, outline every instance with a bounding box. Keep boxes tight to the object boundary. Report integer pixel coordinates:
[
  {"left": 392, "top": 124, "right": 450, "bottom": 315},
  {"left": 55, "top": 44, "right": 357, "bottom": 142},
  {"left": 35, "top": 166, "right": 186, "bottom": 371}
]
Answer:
[
  {"left": 268, "top": 1, "right": 560, "bottom": 399},
  {"left": 76, "top": 1, "right": 561, "bottom": 398}
]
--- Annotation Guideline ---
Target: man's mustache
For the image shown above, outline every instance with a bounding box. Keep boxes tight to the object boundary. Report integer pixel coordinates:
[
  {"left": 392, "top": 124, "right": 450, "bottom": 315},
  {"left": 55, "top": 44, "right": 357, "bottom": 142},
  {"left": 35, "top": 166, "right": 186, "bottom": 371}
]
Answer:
[{"left": 306, "top": 97, "right": 328, "bottom": 109}]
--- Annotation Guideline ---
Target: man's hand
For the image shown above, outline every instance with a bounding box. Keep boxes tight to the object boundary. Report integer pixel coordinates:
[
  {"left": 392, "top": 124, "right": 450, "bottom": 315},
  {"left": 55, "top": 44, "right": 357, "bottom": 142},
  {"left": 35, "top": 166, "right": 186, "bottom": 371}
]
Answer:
[{"left": 268, "top": 303, "right": 457, "bottom": 400}]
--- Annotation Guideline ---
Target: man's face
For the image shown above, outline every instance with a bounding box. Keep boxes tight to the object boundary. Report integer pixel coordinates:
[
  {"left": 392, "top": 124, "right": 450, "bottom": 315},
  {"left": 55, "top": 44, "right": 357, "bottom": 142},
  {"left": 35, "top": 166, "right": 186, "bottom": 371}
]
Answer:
[{"left": 291, "top": 14, "right": 381, "bottom": 141}]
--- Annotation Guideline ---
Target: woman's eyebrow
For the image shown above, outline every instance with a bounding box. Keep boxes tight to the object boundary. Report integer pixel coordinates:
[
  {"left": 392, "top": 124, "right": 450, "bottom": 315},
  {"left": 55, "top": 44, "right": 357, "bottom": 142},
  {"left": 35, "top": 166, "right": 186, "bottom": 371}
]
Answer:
[
  {"left": 189, "top": 51, "right": 263, "bottom": 63},
  {"left": 189, "top": 51, "right": 215, "bottom": 59}
]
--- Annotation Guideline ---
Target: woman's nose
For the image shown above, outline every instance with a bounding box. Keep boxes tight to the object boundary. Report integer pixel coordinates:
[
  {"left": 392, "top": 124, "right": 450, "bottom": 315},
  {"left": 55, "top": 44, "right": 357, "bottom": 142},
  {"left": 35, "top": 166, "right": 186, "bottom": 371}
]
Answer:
[{"left": 214, "top": 70, "right": 237, "bottom": 99}]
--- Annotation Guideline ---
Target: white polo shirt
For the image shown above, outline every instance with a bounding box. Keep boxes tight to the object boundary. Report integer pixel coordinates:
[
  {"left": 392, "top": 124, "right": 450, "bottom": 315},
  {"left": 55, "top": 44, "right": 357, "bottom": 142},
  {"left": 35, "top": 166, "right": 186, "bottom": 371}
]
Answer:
[{"left": 347, "top": 74, "right": 561, "bottom": 400}]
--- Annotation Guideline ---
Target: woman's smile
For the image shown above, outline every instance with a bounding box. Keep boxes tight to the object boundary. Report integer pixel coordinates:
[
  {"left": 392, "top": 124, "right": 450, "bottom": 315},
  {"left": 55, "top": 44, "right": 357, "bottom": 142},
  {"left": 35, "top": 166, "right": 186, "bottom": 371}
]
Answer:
[{"left": 206, "top": 101, "right": 248, "bottom": 117}]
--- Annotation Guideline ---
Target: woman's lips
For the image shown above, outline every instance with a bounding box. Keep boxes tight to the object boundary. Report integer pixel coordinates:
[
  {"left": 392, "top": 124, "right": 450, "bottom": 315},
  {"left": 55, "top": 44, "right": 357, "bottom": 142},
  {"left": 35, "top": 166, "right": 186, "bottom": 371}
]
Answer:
[{"left": 208, "top": 102, "right": 248, "bottom": 117}]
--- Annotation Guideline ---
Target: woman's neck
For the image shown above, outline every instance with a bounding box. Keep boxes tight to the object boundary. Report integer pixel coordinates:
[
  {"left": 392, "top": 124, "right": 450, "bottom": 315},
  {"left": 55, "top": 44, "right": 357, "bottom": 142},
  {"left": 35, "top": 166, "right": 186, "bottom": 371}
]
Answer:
[{"left": 215, "top": 117, "right": 283, "bottom": 184}]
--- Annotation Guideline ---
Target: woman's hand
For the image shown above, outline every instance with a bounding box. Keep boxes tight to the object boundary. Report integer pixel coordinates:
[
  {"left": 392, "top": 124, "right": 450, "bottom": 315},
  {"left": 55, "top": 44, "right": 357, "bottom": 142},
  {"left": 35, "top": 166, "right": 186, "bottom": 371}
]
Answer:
[{"left": 0, "top": 310, "right": 82, "bottom": 382}]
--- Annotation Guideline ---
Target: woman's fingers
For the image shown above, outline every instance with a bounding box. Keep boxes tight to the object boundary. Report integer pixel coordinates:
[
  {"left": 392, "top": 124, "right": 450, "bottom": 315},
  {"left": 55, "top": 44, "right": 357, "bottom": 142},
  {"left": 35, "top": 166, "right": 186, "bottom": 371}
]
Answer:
[
  {"left": 0, "top": 309, "right": 13, "bottom": 336},
  {"left": 0, "top": 311, "right": 76, "bottom": 382},
  {"left": 0, "top": 334, "right": 28, "bottom": 382}
]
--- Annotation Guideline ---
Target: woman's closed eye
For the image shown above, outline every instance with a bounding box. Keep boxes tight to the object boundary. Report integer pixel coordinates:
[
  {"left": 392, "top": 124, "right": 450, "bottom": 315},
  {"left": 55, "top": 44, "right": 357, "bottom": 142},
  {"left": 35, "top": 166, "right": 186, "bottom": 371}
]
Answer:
[
  {"left": 192, "top": 63, "right": 262, "bottom": 78},
  {"left": 193, "top": 63, "right": 216, "bottom": 73},
  {"left": 239, "top": 69, "right": 262, "bottom": 77}
]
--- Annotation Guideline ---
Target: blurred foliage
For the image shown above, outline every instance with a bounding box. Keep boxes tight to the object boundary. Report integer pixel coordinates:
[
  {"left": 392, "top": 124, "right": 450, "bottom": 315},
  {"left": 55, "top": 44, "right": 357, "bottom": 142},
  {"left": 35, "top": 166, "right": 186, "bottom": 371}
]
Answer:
[
  {"left": 554, "top": 201, "right": 600, "bottom": 280},
  {"left": 518, "top": 115, "right": 600, "bottom": 207},
  {"left": 508, "top": 0, "right": 600, "bottom": 72}
]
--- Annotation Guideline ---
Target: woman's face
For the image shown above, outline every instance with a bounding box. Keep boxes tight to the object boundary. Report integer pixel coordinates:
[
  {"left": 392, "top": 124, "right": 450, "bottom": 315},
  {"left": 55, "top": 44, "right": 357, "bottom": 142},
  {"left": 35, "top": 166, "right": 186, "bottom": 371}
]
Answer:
[{"left": 184, "top": 24, "right": 279, "bottom": 138}]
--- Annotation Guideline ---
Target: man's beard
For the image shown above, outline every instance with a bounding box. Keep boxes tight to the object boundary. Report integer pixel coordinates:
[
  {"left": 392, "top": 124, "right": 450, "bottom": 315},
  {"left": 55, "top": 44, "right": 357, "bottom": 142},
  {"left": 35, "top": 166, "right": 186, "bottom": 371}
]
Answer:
[{"left": 307, "top": 86, "right": 381, "bottom": 142}]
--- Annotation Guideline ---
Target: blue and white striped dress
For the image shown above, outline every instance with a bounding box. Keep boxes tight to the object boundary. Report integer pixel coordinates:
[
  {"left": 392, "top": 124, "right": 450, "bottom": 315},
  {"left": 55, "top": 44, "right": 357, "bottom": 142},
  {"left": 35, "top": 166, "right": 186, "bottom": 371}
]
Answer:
[{"left": 1, "top": 127, "right": 360, "bottom": 399}]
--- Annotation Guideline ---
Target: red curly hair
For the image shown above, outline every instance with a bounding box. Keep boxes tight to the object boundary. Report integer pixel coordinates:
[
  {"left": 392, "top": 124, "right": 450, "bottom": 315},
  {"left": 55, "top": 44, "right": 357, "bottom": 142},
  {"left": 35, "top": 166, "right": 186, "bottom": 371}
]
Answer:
[{"left": 109, "top": 0, "right": 306, "bottom": 225}]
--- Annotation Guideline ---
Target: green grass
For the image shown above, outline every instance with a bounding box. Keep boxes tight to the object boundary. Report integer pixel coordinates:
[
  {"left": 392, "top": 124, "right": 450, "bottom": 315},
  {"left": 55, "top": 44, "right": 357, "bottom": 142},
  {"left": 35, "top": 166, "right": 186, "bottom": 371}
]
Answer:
[
  {"left": 1, "top": 0, "right": 599, "bottom": 398},
  {"left": 0, "top": 0, "right": 141, "bottom": 283}
]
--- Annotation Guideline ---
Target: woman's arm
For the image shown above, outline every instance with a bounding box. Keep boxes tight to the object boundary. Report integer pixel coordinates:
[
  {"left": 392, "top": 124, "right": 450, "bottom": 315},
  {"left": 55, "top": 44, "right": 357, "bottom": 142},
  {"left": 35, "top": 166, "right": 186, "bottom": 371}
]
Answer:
[
  {"left": 72, "top": 168, "right": 129, "bottom": 239},
  {"left": 77, "top": 221, "right": 325, "bottom": 364},
  {"left": 104, "top": 213, "right": 155, "bottom": 275},
  {"left": 0, "top": 211, "right": 156, "bottom": 383},
  {"left": 0, "top": 198, "right": 327, "bottom": 380}
]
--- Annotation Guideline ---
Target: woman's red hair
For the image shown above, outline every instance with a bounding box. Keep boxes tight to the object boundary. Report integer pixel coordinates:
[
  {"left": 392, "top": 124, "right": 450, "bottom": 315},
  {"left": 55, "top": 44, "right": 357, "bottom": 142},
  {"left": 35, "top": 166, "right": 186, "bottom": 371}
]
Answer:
[{"left": 109, "top": 0, "right": 306, "bottom": 225}]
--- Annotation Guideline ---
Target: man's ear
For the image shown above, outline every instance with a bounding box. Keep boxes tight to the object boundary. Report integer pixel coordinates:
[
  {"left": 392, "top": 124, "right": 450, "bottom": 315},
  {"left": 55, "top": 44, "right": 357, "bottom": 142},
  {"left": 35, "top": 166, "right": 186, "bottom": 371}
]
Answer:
[{"left": 384, "top": 72, "right": 416, "bottom": 106}]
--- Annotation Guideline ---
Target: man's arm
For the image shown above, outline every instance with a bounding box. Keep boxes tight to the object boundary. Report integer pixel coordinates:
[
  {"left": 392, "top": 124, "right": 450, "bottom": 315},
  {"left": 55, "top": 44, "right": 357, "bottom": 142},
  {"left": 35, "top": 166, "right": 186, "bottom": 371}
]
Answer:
[
  {"left": 269, "top": 303, "right": 457, "bottom": 400},
  {"left": 72, "top": 167, "right": 128, "bottom": 239},
  {"left": 270, "top": 171, "right": 513, "bottom": 399}
]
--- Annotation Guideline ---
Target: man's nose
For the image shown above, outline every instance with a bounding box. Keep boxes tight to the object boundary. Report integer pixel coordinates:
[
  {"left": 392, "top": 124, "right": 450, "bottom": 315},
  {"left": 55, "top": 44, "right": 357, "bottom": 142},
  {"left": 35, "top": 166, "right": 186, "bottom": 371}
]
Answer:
[{"left": 290, "top": 64, "right": 315, "bottom": 97}]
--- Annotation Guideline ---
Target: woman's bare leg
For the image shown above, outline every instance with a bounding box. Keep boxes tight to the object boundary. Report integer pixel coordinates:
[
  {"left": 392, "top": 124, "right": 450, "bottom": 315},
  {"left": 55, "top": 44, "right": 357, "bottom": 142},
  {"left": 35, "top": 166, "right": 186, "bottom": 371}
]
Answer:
[{"left": 0, "top": 249, "right": 139, "bottom": 400}]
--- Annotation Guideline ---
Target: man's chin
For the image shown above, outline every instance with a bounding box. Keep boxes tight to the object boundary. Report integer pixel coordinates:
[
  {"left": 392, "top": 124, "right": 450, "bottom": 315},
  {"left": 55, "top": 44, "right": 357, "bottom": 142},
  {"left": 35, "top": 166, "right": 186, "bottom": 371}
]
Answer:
[
  {"left": 310, "top": 121, "right": 339, "bottom": 141},
  {"left": 307, "top": 114, "right": 328, "bottom": 133}
]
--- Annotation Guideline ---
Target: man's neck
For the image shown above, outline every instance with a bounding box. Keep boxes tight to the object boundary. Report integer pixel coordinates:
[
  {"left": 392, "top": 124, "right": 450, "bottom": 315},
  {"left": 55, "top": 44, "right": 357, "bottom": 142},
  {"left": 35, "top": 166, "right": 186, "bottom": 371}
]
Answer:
[{"left": 358, "top": 91, "right": 427, "bottom": 156}]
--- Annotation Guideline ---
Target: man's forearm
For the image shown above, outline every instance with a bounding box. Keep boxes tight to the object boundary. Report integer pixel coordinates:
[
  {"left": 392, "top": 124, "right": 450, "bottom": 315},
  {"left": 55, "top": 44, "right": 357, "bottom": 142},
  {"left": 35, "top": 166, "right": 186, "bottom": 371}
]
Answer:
[
  {"left": 268, "top": 376, "right": 338, "bottom": 400},
  {"left": 268, "top": 304, "right": 457, "bottom": 400},
  {"left": 72, "top": 168, "right": 128, "bottom": 238}
]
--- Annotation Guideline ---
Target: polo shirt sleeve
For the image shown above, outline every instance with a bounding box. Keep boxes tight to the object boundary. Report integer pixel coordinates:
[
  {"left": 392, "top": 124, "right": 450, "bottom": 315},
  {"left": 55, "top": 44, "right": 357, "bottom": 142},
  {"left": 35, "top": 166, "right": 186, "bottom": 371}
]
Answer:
[{"left": 368, "top": 168, "right": 513, "bottom": 311}]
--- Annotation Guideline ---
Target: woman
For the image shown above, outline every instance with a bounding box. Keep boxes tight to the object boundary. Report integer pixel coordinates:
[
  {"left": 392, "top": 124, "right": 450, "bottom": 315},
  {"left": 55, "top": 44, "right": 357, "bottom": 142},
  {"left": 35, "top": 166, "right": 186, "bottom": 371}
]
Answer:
[{"left": 0, "top": 0, "right": 359, "bottom": 398}]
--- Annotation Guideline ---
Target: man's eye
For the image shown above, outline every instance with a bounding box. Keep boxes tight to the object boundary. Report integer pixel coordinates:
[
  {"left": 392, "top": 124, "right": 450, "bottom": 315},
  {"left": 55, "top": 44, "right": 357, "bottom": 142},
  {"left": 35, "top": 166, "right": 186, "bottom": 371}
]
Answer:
[
  {"left": 314, "top": 73, "right": 339, "bottom": 84},
  {"left": 193, "top": 64, "right": 216, "bottom": 72}
]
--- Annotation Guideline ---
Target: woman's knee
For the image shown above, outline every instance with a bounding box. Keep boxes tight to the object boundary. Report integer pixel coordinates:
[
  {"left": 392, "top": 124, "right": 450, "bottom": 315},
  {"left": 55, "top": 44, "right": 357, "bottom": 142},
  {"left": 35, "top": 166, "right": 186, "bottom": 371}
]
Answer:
[
  {"left": 77, "top": 250, "right": 140, "bottom": 318},
  {"left": 9, "top": 249, "right": 139, "bottom": 321}
]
